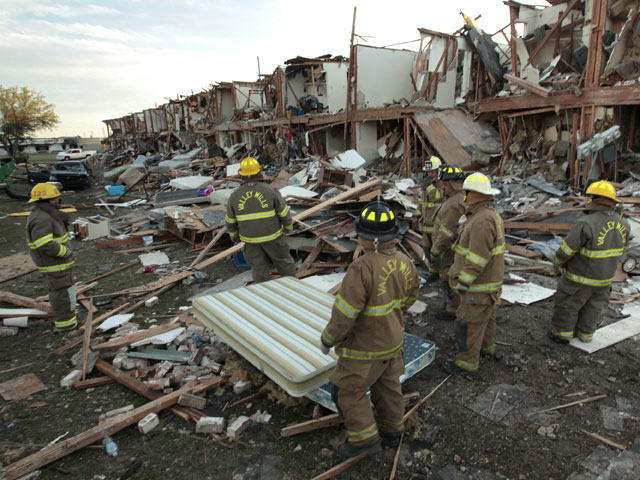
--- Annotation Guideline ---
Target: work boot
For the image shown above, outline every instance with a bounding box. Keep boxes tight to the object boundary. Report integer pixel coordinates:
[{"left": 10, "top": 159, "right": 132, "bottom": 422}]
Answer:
[
  {"left": 443, "top": 359, "right": 476, "bottom": 375},
  {"left": 380, "top": 433, "right": 401, "bottom": 449},
  {"left": 435, "top": 310, "right": 455, "bottom": 321},
  {"left": 481, "top": 351, "right": 504, "bottom": 361},
  {"left": 548, "top": 329, "right": 569, "bottom": 344},
  {"left": 336, "top": 440, "right": 382, "bottom": 459}
]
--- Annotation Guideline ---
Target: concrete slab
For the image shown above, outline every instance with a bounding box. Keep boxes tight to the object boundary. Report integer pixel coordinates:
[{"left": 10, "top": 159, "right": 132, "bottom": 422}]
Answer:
[{"left": 467, "top": 384, "right": 530, "bottom": 421}]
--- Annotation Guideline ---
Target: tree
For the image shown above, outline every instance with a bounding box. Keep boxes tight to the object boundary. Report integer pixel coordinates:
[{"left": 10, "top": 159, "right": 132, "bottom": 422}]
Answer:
[{"left": 0, "top": 86, "right": 60, "bottom": 162}]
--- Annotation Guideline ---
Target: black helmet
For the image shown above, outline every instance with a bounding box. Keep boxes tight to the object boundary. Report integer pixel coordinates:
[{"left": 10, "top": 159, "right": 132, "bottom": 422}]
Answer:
[
  {"left": 355, "top": 201, "right": 399, "bottom": 242},
  {"left": 440, "top": 165, "right": 464, "bottom": 181}
]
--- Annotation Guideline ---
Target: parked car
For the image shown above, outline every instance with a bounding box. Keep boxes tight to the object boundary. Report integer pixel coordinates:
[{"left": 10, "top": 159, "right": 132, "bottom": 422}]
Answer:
[
  {"left": 49, "top": 160, "right": 93, "bottom": 189},
  {"left": 55, "top": 148, "right": 97, "bottom": 161}
]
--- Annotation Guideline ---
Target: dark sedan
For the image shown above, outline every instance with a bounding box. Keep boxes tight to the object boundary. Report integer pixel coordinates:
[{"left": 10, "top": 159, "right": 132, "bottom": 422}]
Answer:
[{"left": 49, "top": 160, "right": 93, "bottom": 189}]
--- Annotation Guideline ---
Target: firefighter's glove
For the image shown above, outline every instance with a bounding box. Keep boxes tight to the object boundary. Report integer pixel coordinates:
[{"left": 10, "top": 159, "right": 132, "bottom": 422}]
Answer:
[
  {"left": 454, "top": 281, "right": 470, "bottom": 293},
  {"left": 319, "top": 339, "right": 331, "bottom": 355}
]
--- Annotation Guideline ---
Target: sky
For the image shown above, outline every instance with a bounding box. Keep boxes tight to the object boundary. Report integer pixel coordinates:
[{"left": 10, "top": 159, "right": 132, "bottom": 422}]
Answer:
[{"left": 0, "top": 0, "right": 528, "bottom": 138}]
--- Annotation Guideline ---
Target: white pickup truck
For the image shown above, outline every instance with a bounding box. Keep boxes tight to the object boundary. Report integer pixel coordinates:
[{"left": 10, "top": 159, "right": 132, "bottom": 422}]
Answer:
[{"left": 56, "top": 148, "right": 97, "bottom": 161}]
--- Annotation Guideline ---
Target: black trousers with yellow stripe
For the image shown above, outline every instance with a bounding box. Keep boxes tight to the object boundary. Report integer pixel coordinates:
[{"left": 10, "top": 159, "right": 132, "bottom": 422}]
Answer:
[
  {"left": 330, "top": 352, "right": 404, "bottom": 446},
  {"left": 44, "top": 269, "right": 77, "bottom": 329}
]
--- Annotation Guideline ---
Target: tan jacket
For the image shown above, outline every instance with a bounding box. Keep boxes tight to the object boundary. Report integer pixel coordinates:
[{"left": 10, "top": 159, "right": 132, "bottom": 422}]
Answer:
[
  {"left": 321, "top": 239, "right": 419, "bottom": 360},
  {"left": 225, "top": 180, "right": 293, "bottom": 244},
  {"left": 27, "top": 202, "right": 74, "bottom": 273},
  {"left": 431, "top": 189, "right": 465, "bottom": 257},
  {"left": 449, "top": 200, "right": 505, "bottom": 293},
  {"left": 553, "top": 208, "right": 629, "bottom": 287},
  {"left": 419, "top": 181, "right": 443, "bottom": 240}
]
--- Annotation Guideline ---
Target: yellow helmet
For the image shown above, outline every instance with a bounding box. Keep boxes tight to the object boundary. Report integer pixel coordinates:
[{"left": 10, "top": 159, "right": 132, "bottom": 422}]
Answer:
[
  {"left": 238, "top": 157, "right": 261, "bottom": 176},
  {"left": 462, "top": 172, "right": 501, "bottom": 195},
  {"left": 423, "top": 156, "right": 442, "bottom": 172},
  {"left": 585, "top": 180, "right": 619, "bottom": 202},
  {"left": 28, "top": 183, "right": 61, "bottom": 203}
]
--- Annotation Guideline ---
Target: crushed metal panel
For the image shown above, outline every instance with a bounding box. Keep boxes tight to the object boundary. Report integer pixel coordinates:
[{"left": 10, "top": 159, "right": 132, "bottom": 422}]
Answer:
[{"left": 192, "top": 276, "right": 338, "bottom": 397}]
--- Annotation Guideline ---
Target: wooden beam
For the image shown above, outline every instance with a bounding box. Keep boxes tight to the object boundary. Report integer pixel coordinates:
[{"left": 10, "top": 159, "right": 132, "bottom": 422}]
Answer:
[
  {"left": 82, "top": 260, "right": 140, "bottom": 284},
  {"left": 475, "top": 85, "right": 640, "bottom": 113},
  {"left": 94, "top": 359, "right": 214, "bottom": 423},
  {"left": 0, "top": 291, "right": 51, "bottom": 313},
  {"left": 190, "top": 227, "right": 227, "bottom": 267},
  {"left": 80, "top": 299, "right": 94, "bottom": 381},
  {"left": 91, "top": 323, "right": 181, "bottom": 351},
  {"left": 281, "top": 414, "right": 342, "bottom": 437},
  {"left": 73, "top": 376, "right": 115, "bottom": 390},
  {"left": 504, "top": 74, "right": 551, "bottom": 97},
  {"left": 4, "top": 379, "right": 219, "bottom": 480},
  {"left": 509, "top": 6, "right": 519, "bottom": 77}
]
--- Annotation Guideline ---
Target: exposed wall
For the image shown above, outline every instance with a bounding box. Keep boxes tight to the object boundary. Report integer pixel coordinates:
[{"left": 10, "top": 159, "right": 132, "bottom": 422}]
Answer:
[
  {"left": 284, "top": 72, "right": 306, "bottom": 109},
  {"left": 324, "top": 63, "right": 348, "bottom": 112},
  {"left": 233, "top": 82, "right": 264, "bottom": 111},
  {"left": 218, "top": 89, "right": 234, "bottom": 121},
  {"left": 355, "top": 122, "right": 378, "bottom": 161},
  {"left": 355, "top": 45, "right": 416, "bottom": 109},
  {"left": 325, "top": 126, "right": 346, "bottom": 157}
]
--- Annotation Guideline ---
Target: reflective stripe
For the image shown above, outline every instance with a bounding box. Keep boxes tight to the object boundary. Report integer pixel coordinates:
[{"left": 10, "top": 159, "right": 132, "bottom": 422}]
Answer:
[
  {"left": 560, "top": 240, "right": 576, "bottom": 256},
  {"left": 465, "top": 250, "right": 488, "bottom": 267},
  {"left": 492, "top": 244, "right": 505, "bottom": 255},
  {"left": 225, "top": 215, "right": 237, "bottom": 224},
  {"left": 455, "top": 359, "right": 478, "bottom": 372},
  {"left": 38, "top": 261, "right": 75, "bottom": 273},
  {"left": 579, "top": 247, "right": 625, "bottom": 259},
  {"left": 431, "top": 246, "right": 441, "bottom": 256},
  {"left": 53, "top": 232, "right": 70, "bottom": 243},
  {"left": 347, "top": 423, "right": 379, "bottom": 444},
  {"left": 424, "top": 202, "right": 439, "bottom": 208},
  {"left": 27, "top": 233, "right": 53, "bottom": 249},
  {"left": 334, "top": 294, "right": 361, "bottom": 319},
  {"left": 321, "top": 328, "right": 338, "bottom": 346},
  {"left": 284, "top": 224, "right": 293, "bottom": 231},
  {"left": 239, "top": 228, "right": 283, "bottom": 244},
  {"left": 420, "top": 225, "right": 434, "bottom": 233},
  {"left": 277, "top": 205, "right": 290, "bottom": 217},
  {"left": 363, "top": 297, "right": 411, "bottom": 316},
  {"left": 467, "top": 281, "right": 502, "bottom": 293},
  {"left": 377, "top": 418, "right": 404, "bottom": 433},
  {"left": 458, "top": 270, "right": 476, "bottom": 284},
  {"left": 236, "top": 210, "right": 276, "bottom": 222},
  {"left": 435, "top": 218, "right": 455, "bottom": 239},
  {"left": 551, "top": 327, "right": 573, "bottom": 339},
  {"left": 335, "top": 341, "right": 403, "bottom": 361},
  {"left": 229, "top": 231, "right": 238, "bottom": 238},
  {"left": 56, "top": 244, "right": 67, "bottom": 258},
  {"left": 481, "top": 344, "right": 495, "bottom": 354},
  {"left": 562, "top": 269, "right": 614, "bottom": 287},
  {"left": 576, "top": 331, "right": 593, "bottom": 342},
  {"left": 54, "top": 315, "right": 77, "bottom": 329},
  {"left": 552, "top": 255, "right": 563, "bottom": 266}
]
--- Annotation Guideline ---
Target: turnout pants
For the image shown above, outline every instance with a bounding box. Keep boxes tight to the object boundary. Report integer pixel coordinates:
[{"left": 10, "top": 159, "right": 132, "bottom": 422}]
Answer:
[
  {"left": 454, "top": 291, "right": 498, "bottom": 372},
  {"left": 551, "top": 276, "right": 611, "bottom": 341},
  {"left": 438, "top": 249, "right": 455, "bottom": 281},
  {"left": 330, "top": 352, "right": 405, "bottom": 446},
  {"left": 44, "top": 270, "right": 77, "bottom": 329},
  {"left": 243, "top": 237, "right": 296, "bottom": 283}
]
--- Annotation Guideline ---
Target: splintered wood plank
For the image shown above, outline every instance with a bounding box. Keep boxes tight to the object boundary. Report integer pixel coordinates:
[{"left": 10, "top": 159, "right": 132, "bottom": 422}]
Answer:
[
  {"left": 0, "top": 253, "right": 37, "bottom": 283},
  {"left": 281, "top": 413, "right": 342, "bottom": 437},
  {"left": 4, "top": 379, "right": 219, "bottom": 480},
  {"left": 570, "top": 317, "right": 640, "bottom": 353},
  {"left": 0, "top": 291, "right": 51, "bottom": 313},
  {"left": 91, "top": 323, "right": 180, "bottom": 351},
  {"left": 0, "top": 373, "right": 47, "bottom": 401}
]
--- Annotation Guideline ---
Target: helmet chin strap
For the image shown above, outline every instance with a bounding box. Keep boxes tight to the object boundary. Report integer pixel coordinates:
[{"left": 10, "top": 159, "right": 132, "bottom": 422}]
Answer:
[{"left": 373, "top": 237, "right": 379, "bottom": 254}]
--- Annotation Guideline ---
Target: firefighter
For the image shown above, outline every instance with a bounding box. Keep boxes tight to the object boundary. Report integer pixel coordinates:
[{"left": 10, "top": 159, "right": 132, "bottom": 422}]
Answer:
[
  {"left": 225, "top": 157, "right": 296, "bottom": 283},
  {"left": 444, "top": 172, "right": 504, "bottom": 374},
  {"left": 430, "top": 165, "right": 466, "bottom": 320},
  {"left": 26, "top": 183, "right": 77, "bottom": 332},
  {"left": 418, "top": 156, "right": 443, "bottom": 282},
  {"left": 320, "top": 200, "right": 419, "bottom": 458},
  {"left": 549, "top": 180, "right": 629, "bottom": 344}
]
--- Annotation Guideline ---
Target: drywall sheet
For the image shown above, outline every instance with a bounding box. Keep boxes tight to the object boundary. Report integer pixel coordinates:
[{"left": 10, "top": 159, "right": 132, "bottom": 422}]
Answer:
[
  {"left": 501, "top": 274, "right": 555, "bottom": 305},
  {"left": 192, "top": 277, "right": 338, "bottom": 397},
  {"left": 355, "top": 45, "right": 416, "bottom": 109},
  {"left": 570, "top": 316, "right": 640, "bottom": 354}
]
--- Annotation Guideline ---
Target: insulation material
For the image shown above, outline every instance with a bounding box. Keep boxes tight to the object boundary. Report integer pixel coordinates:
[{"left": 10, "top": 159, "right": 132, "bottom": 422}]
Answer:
[
  {"left": 98, "top": 314, "right": 135, "bottom": 331},
  {"left": 331, "top": 149, "right": 366, "bottom": 170},
  {"left": 130, "top": 327, "right": 185, "bottom": 347},
  {"left": 500, "top": 274, "right": 555, "bottom": 305},
  {"left": 192, "top": 277, "right": 338, "bottom": 397},
  {"left": 300, "top": 272, "right": 346, "bottom": 293},
  {"left": 279, "top": 186, "right": 319, "bottom": 199}
]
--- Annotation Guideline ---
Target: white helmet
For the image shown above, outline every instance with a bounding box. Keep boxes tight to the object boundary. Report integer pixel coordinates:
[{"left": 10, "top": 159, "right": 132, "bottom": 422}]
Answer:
[
  {"left": 463, "top": 172, "right": 501, "bottom": 195},
  {"left": 423, "top": 156, "right": 442, "bottom": 172}
]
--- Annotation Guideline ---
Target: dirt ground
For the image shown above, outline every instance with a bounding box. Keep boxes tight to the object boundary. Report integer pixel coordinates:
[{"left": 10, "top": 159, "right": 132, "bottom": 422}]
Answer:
[{"left": 1, "top": 179, "right": 639, "bottom": 480}]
